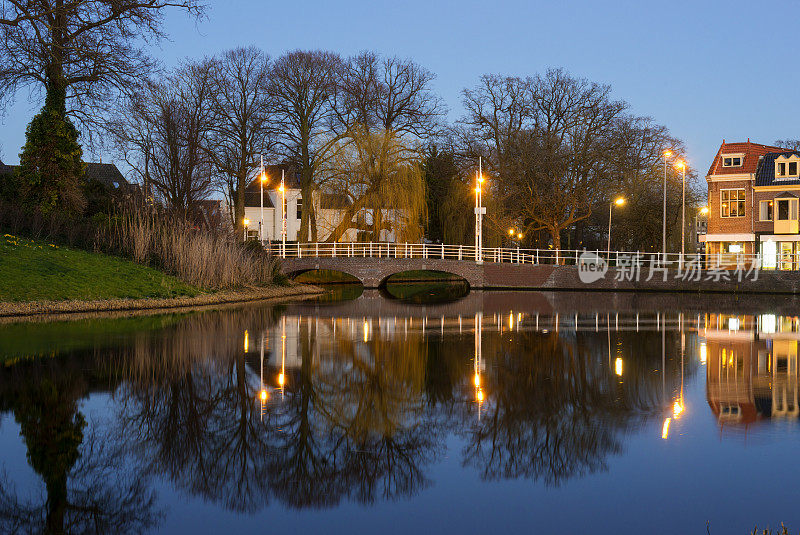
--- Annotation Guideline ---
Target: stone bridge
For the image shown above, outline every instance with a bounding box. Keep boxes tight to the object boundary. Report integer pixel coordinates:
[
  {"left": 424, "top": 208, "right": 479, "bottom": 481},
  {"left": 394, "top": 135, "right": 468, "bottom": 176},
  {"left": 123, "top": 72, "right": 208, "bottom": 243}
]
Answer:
[{"left": 281, "top": 256, "right": 800, "bottom": 294}]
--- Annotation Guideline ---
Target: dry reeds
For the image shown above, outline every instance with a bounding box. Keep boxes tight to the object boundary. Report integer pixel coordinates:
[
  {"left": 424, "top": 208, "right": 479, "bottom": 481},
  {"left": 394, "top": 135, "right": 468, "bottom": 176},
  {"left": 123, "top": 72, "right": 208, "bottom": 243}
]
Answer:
[{"left": 112, "top": 206, "right": 282, "bottom": 289}]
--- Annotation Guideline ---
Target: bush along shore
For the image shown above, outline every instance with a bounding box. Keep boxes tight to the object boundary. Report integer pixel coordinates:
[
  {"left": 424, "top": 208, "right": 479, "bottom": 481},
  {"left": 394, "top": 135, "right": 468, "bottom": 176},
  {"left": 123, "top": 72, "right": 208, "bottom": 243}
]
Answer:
[{"left": 0, "top": 204, "right": 322, "bottom": 317}]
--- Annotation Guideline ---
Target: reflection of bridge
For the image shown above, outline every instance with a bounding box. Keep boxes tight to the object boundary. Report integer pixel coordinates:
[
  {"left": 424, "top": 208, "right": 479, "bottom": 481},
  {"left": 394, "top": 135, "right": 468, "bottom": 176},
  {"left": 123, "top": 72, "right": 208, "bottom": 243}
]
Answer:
[{"left": 275, "top": 242, "right": 800, "bottom": 292}]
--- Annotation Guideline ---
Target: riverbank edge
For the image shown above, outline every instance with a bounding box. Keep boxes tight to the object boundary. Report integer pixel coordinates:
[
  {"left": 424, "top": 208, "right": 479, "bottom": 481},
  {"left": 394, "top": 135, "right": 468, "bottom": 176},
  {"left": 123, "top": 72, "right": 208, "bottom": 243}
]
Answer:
[{"left": 0, "top": 283, "right": 325, "bottom": 318}]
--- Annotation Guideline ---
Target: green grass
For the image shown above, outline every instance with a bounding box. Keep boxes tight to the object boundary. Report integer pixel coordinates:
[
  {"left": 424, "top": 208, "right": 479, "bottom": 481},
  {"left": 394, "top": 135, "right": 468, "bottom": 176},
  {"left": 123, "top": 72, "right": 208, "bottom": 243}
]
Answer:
[{"left": 0, "top": 234, "right": 200, "bottom": 302}]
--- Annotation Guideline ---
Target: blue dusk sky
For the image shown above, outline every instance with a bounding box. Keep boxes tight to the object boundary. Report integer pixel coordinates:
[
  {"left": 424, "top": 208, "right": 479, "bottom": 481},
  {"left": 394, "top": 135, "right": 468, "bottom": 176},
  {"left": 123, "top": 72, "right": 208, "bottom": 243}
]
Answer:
[{"left": 1, "top": 0, "right": 798, "bottom": 180}]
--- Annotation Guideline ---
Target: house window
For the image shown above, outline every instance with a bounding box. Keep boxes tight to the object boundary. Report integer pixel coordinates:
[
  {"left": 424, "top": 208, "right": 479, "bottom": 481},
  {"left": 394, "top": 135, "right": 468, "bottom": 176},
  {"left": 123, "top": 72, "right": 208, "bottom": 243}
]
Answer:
[
  {"left": 720, "top": 189, "right": 745, "bottom": 217},
  {"left": 296, "top": 197, "right": 302, "bottom": 220},
  {"left": 722, "top": 156, "right": 742, "bottom": 167},
  {"left": 776, "top": 157, "right": 800, "bottom": 178},
  {"left": 776, "top": 198, "right": 798, "bottom": 221},
  {"left": 760, "top": 200, "right": 774, "bottom": 221}
]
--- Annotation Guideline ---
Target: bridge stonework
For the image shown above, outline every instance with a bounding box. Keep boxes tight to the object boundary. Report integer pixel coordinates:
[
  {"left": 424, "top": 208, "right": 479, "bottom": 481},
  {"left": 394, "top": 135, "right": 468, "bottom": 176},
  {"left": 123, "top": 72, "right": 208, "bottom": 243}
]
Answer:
[
  {"left": 281, "top": 256, "right": 800, "bottom": 293},
  {"left": 282, "top": 257, "right": 486, "bottom": 288}
]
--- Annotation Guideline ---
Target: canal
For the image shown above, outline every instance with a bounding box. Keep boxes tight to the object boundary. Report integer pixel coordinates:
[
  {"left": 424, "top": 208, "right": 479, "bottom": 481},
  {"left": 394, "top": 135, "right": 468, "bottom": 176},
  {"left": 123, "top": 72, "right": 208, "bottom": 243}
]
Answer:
[{"left": 1, "top": 288, "right": 798, "bottom": 533}]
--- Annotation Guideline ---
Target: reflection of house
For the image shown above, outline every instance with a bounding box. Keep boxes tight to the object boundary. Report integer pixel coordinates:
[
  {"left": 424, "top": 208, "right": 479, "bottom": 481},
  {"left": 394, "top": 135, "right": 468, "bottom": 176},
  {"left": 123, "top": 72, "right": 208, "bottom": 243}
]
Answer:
[
  {"left": 704, "top": 313, "right": 800, "bottom": 426},
  {"left": 704, "top": 140, "right": 800, "bottom": 269},
  {"left": 242, "top": 164, "right": 408, "bottom": 242}
]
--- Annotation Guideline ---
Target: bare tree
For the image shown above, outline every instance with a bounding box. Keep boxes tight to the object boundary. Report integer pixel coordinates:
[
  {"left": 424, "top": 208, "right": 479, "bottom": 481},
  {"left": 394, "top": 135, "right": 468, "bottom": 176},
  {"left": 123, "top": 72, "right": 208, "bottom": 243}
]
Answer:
[
  {"left": 207, "top": 47, "right": 273, "bottom": 233},
  {"left": 0, "top": 0, "right": 205, "bottom": 130},
  {"left": 323, "top": 52, "right": 443, "bottom": 242},
  {"left": 110, "top": 61, "right": 216, "bottom": 215},
  {"left": 270, "top": 50, "right": 343, "bottom": 242}
]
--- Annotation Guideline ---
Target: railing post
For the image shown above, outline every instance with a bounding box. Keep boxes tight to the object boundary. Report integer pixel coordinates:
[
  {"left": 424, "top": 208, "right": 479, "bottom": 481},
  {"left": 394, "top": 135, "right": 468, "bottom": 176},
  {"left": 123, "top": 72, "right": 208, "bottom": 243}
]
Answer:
[
  {"left": 575, "top": 250, "right": 578, "bottom": 265},
  {"left": 298, "top": 242, "right": 301, "bottom": 259},
  {"left": 370, "top": 242, "right": 373, "bottom": 257},
  {"left": 441, "top": 243, "right": 445, "bottom": 259},
  {"left": 556, "top": 249, "right": 560, "bottom": 265},
  {"left": 459, "top": 245, "right": 462, "bottom": 260}
]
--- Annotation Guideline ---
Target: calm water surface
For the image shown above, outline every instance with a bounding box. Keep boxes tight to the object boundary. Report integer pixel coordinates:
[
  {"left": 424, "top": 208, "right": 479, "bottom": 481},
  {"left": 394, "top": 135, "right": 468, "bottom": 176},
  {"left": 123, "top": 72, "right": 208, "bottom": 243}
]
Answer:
[{"left": 1, "top": 288, "right": 800, "bottom": 534}]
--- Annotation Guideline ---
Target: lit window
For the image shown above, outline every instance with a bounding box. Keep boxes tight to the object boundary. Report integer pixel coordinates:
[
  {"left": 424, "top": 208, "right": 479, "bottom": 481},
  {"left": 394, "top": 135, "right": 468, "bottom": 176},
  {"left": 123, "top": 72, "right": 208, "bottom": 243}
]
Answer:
[
  {"left": 721, "top": 189, "right": 745, "bottom": 217},
  {"left": 760, "top": 200, "right": 774, "bottom": 221}
]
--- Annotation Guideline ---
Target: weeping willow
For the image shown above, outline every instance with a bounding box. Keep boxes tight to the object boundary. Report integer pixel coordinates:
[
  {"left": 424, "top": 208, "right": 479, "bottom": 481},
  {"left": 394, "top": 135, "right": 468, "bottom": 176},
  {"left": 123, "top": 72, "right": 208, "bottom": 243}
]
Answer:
[{"left": 321, "top": 127, "right": 427, "bottom": 243}]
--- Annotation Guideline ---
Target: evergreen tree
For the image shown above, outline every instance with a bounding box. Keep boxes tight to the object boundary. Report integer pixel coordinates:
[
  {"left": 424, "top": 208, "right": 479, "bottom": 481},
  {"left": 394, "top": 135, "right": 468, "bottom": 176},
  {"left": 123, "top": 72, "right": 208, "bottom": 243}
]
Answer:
[{"left": 17, "top": 85, "right": 86, "bottom": 214}]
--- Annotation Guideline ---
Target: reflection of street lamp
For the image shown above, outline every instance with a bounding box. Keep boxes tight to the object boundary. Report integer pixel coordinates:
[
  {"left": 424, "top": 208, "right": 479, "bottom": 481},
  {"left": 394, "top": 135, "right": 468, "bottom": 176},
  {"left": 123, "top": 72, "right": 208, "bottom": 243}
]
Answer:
[
  {"left": 615, "top": 357, "right": 623, "bottom": 376},
  {"left": 278, "top": 169, "right": 286, "bottom": 258},
  {"left": 607, "top": 197, "right": 625, "bottom": 253}
]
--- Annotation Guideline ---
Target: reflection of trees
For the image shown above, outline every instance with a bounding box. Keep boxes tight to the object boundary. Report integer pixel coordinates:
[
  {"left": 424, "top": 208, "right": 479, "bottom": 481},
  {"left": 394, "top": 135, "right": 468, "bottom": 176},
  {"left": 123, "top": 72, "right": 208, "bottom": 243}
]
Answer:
[
  {"left": 265, "top": 319, "right": 440, "bottom": 508},
  {"left": 0, "top": 355, "right": 160, "bottom": 534},
  {"left": 460, "top": 330, "right": 675, "bottom": 486}
]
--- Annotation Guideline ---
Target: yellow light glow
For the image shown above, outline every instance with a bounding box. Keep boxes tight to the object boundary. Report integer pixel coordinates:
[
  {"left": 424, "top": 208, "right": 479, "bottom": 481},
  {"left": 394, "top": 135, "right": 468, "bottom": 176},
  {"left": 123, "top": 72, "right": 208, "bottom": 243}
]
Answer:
[
  {"left": 278, "top": 373, "right": 285, "bottom": 386},
  {"left": 363, "top": 320, "right": 369, "bottom": 342},
  {"left": 474, "top": 373, "right": 481, "bottom": 387},
  {"left": 478, "top": 175, "right": 484, "bottom": 184},
  {"left": 615, "top": 357, "right": 623, "bottom": 376},
  {"left": 509, "top": 313, "right": 514, "bottom": 330},
  {"left": 675, "top": 161, "right": 686, "bottom": 170},
  {"left": 673, "top": 401, "right": 684, "bottom": 418},
  {"left": 243, "top": 218, "right": 250, "bottom": 226},
  {"left": 517, "top": 233, "right": 523, "bottom": 239},
  {"left": 260, "top": 172, "right": 268, "bottom": 183},
  {"left": 662, "top": 417, "right": 671, "bottom": 439},
  {"left": 475, "top": 187, "right": 481, "bottom": 194},
  {"left": 243, "top": 330, "right": 249, "bottom": 352},
  {"left": 476, "top": 388, "right": 484, "bottom": 403},
  {"left": 259, "top": 389, "right": 268, "bottom": 402},
  {"left": 508, "top": 228, "right": 514, "bottom": 235},
  {"left": 700, "top": 342, "right": 707, "bottom": 364},
  {"left": 664, "top": 150, "right": 673, "bottom": 158},
  {"left": 614, "top": 197, "right": 625, "bottom": 206},
  {"left": 700, "top": 206, "right": 709, "bottom": 215},
  {"left": 278, "top": 185, "right": 284, "bottom": 193}
]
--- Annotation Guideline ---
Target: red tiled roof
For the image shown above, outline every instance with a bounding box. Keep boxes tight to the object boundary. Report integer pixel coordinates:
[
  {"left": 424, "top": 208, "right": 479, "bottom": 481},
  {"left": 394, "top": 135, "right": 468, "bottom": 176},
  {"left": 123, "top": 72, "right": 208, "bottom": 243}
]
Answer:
[{"left": 707, "top": 140, "right": 790, "bottom": 177}]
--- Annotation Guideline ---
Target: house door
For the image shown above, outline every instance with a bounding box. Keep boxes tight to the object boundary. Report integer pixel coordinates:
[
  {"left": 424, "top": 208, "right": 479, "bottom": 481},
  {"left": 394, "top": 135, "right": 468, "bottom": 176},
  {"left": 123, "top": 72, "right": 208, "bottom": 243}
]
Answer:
[{"left": 779, "top": 242, "right": 795, "bottom": 270}]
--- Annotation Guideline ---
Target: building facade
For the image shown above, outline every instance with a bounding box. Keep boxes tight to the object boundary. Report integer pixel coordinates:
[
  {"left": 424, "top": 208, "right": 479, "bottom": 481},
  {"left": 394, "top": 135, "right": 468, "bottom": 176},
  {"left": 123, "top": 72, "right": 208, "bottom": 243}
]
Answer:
[{"left": 705, "top": 140, "right": 800, "bottom": 269}]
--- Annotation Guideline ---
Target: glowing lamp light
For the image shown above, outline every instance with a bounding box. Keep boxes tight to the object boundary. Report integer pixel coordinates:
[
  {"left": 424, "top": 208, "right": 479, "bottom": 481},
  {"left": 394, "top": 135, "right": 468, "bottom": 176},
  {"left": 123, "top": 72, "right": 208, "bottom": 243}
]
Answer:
[
  {"left": 700, "top": 206, "right": 709, "bottom": 215},
  {"left": 259, "top": 389, "right": 268, "bottom": 402},
  {"left": 662, "top": 417, "right": 671, "bottom": 439},
  {"left": 508, "top": 228, "right": 514, "bottom": 236},
  {"left": 478, "top": 175, "right": 484, "bottom": 184},
  {"left": 614, "top": 197, "right": 626, "bottom": 206},
  {"left": 699, "top": 342, "right": 707, "bottom": 364},
  {"left": 476, "top": 388, "right": 485, "bottom": 403},
  {"left": 673, "top": 401, "right": 684, "bottom": 418},
  {"left": 243, "top": 330, "right": 249, "bottom": 352},
  {"left": 260, "top": 172, "right": 268, "bottom": 183},
  {"left": 474, "top": 373, "right": 481, "bottom": 387},
  {"left": 675, "top": 161, "right": 686, "bottom": 170},
  {"left": 664, "top": 150, "right": 673, "bottom": 158},
  {"left": 243, "top": 218, "right": 250, "bottom": 226},
  {"left": 278, "top": 373, "right": 285, "bottom": 386},
  {"left": 517, "top": 233, "right": 523, "bottom": 239},
  {"left": 615, "top": 357, "right": 623, "bottom": 376}
]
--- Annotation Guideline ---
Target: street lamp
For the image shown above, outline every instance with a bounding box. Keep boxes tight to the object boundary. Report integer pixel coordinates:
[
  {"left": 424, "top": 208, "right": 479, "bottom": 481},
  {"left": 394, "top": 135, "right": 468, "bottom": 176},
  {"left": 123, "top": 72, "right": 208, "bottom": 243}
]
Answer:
[
  {"left": 259, "top": 155, "right": 268, "bottom": 243},
  {"left": 474, "top": 157, "right": 486, "bottom": 264},
  {"left": 675, "top": 160, "right": 687, "bottom": 269},
  {"left": 278, "top": 169, "right": 286, "bottom": 258},
  {"left": 243, "top": 218, "right": 250, "bottom": 241},
  {"left": 607, "top": 197, "right": 625, "bottom": 253},
  {"left": 662, "top": 150, "right": 673, "bottom": 260}
]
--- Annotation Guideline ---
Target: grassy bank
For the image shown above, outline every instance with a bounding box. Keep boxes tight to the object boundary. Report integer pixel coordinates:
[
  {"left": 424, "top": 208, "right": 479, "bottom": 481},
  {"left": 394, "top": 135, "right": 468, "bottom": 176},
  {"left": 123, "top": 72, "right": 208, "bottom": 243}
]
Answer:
[{"left": 1, "top": 234, "right": 198, "bottom": 302}]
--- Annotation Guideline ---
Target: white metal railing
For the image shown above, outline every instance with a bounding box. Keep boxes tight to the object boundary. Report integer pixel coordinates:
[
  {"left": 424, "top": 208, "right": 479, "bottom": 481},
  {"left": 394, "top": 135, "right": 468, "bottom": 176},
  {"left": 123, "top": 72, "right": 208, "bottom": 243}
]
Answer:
[{"left": 263, "top": 242, "right": 780, "bottom": 271}]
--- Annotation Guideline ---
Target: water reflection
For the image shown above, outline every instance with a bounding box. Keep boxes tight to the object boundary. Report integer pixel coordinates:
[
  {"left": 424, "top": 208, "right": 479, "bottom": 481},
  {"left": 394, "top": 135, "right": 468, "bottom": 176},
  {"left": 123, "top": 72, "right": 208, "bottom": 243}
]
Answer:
[{"left": 3, "top": 298, "right": 798, "bottom": 529}]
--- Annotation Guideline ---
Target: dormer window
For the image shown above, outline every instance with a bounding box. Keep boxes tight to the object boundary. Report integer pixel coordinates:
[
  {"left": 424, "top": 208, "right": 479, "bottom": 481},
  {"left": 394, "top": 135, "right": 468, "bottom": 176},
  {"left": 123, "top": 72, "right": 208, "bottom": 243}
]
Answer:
[
  {"left": 775, "top": 154, "right": 800, "bottom": 179},
  {"left": 722, "top": 154, "right": 743, "bottom": 167}
]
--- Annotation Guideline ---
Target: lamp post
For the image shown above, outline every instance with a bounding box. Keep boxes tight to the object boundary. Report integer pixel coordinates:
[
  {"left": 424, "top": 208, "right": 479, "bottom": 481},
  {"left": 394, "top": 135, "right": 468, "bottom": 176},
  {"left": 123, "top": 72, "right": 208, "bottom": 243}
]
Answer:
[
  {"left": 474, "top": 157, "right": 485, "bottom": 264},
  {"left": 279, "top": 169, "right": 286, "bottom": 258},
  {"left": 243, "top": 218, "right": 250, "bottom": 241},
  {"left": 662, "top": 150, "right": 672, "bottom": 260},
  {"left": 259, "top": 155, "right": 268, "bottom": 243},
  {"left": 607, "top": 197, "right": 625, "bottom": 254},
  {"left": 675, "top": 161, "right": 687, "bottom": 269}
]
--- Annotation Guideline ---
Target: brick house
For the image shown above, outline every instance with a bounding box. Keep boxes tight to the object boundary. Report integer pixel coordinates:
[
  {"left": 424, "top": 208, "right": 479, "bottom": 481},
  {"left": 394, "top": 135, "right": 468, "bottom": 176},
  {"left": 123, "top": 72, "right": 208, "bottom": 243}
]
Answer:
[{"left": 705, "top": 140, "right": 800, "bottom": 269}]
